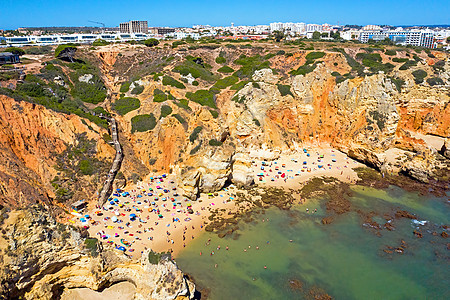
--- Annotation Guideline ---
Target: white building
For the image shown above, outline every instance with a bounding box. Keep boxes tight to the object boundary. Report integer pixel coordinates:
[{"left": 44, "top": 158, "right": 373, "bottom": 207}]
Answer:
[{"left": 119, "top": 21, "right": 148, "bottom": 34}]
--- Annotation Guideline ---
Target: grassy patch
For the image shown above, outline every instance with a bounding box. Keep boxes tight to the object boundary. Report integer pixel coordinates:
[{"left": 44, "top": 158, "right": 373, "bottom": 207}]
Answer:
[
  {"left": 79, "top": 159, "right": 94, "bottom": 175},
  {"left": 112, "top": 97, "right": 140, "bottom": 115},
  {"left": 162, "top": 75, "right": 186, "bottom": 89},
  {"left": 233, "top": 54, "right": 271, "bottom": 79},
  {"left": 209, "top": 110, "right": 219, "bottom": 118},
  {"left": 186, "top": 90, "right": 216, "bottom": 108},
  {"left": 230, "top": 80, "right": 249, "bottom": 91},
  {"left": 174, "top": 99, "right": 191, "bottom": 110},
  {"left": 217, "top": 66, "right": 234, "bottom": 73},
  {"left": 213, "top": 75, "right": 239, "bottom": 89},
  {"left": 173, "top": 56, "right": 217, "bottom": 82},
  {"left": 215, "top": 56, "right": 226, "bottom": 64},
  {"left": 131, "top": 114, "right": 157, "bottom": 132},
  {"left": 305, "top": 51, "right": 325, "bottom": 60}
]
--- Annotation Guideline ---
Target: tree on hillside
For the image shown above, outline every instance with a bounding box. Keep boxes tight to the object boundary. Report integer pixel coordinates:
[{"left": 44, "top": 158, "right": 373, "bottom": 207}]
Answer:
[
  {"left": 55, "top": 44, "right": 77, "bottom": 62},
  {"left": 312, "top": 31, "right": 321, "bottom": 40},
  {"left": 144, "top": 38, "right": 159, "bottom": 47},
  {"left": 273, "top": 30, "right": 285, "bottom": 42},
  {"left": 4, "top": 47, "right": 25, "bottom": 56}
]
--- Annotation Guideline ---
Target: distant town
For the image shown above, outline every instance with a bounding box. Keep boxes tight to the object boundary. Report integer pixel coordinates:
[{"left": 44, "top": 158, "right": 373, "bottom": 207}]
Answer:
[{"left": 1, "top": 20, "right": 449, "bottom": 49}]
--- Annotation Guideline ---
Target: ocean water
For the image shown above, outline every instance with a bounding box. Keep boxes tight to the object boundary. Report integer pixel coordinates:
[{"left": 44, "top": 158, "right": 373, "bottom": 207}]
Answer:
[{"left": 176, "top": 185, "right": 449, "bottom": 300}]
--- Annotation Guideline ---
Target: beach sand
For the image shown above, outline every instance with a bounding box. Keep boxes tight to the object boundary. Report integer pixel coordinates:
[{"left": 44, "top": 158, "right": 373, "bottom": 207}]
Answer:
[{"left": 72, "top": 145, "right": 363, "bottom": 259}]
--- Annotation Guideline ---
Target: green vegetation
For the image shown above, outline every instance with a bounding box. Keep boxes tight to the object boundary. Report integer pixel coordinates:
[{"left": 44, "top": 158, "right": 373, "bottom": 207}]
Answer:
[
  {"left": 120, "top": 81, "right": 131, "bottom": 93},
  {"left": 384, "top": 49, "right": 396, "bottom": 56},
  {"left": 217, "top": 66, "right": 234, "bottom": 73},
  {"left": 392, "top": 57, "right": 409, "bottom": 63},
  {"left": 389, "top": 77, "right": 405, "bottom": 92},
  {"left": 209, "top": 110, "right": 219, "bottom": 118},
  {"left": 172, "top": 40, "right": 186, "bottom": 48},
  {"left": 189, "top": 126, "right": 203, "bottom": 143},
  {"left": 67, "top": 60, "right": 107, "bottom": 104},
  {"left": 289, "top": 61, "right": 318, "bottom": 76},
  {"left": 186, "top": 90, "right": 216, "bottom": 108},
  {"left": 331, "top": 71, "right": 340, "bottom": 77},
  {"left": 92, "top": 39, "right": 110, "bottom": 47},
  {"left": 55, "top": 44, "right": 77, "bottom": 62},
  {"left": 78, "top": 159, "right": 94, "bottom": 175},
  {"left": 162, "top": 75, "right": 186, "bottom": 89},
  {"left": 130, "top": 84, "right": 144, "bottom": 95},
  {"left": 252, "top": 82, "right": 260, "bottom": 89},
  {"left": 253, "top": 118, "right": 261, "bottom": 126},
  {"left": 144, "top": 38, "right": 159, "bottom": 47},
  {"left": 174, "top": 99, "right": 191, "bottom": 110},
  {"left": 399, "top": 60, "right": 417, "bottom": 70},
  {"left": 277, "top": 84, "right": 293, "bottom": 97},
  {"left": 173, "top": 113, "right": 186, "bottom": 124},
  {"left": 233, "top": 54, "right": 271, "bottom": 79},
  {"left": 153, "top": 88, "right": 168, "bottom": 102},
  {"left": 25, "top": 46, "right": 52, "bottom": 55},
  {"left": 190, "top": 141, "right": 202, "bottom": 155},
  {"left": 160, "top": 105, "right": 173, "bottom": 118},
  {"left": 213, "top": 75, "right": 239, "bottom": 90},
  {"left": 3, "top": 47, "right": 25, "bottom": 56},
  {"left": 356, "top": 52, "right": 394, "bottom": 74},
  {"left": 305, "top": 51, "right": 325, "bottom": 60},
  {"left": 230, "top": 80, "right": 249, "bottom": 91},
  {"left": 412, "top": 69, "right": 427, "bottom": 84},
  {"left": 209, "top": 139, "right": 223, "bottom": 146},
  {"left": 84, "top": 238, "right": 99, "bottom": 257},
  {"left": 426, "top": 77, "right": 444, "bottom": 86},
  {"left": 148, "top": 250, "right": 162, "bottom": 264},
  {"left": 131, "top": 114, "right": 157, "bottom": 132},
  {"left": 173, "top": 56, "right": 217, "bottom": 82},
  {"left": 215, "top": 56, "right": 226, "bottom": 64},
  {"left": 112, "top": 97, "right": 140, "bottom": 115}
]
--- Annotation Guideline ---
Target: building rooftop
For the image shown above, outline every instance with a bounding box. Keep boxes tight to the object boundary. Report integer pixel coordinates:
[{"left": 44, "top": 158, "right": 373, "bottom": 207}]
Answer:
[{"left": 0, "top": 52, "right": 15, "bottom": 57}]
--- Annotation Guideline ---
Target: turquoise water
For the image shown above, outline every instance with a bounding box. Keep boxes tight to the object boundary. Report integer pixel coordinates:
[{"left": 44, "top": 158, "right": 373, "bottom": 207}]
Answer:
[{"left": 176, "top": 186, "right": 449, "bottom": 300}]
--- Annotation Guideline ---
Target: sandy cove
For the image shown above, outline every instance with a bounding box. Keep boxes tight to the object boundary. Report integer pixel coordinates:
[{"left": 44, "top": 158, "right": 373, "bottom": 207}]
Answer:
[{"left": 72, "top": 145, "right": 363, "bottom": 259}]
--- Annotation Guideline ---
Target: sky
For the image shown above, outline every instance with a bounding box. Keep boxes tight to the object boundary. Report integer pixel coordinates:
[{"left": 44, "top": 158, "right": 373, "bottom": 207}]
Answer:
[{"left": 0, "top": 0, "right": 449, "bottom": 29}]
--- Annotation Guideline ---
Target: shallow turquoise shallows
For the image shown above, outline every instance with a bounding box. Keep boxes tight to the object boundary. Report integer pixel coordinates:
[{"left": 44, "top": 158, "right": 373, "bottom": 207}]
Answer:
[{"left": 176, "top": 185, "right": 449, "bottom": 300}]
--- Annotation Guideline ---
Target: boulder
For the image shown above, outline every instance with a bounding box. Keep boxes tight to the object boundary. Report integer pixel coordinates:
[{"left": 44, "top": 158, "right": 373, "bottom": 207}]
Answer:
[{"left": 231, "top": 153, "right": 254, "bottom": 187}]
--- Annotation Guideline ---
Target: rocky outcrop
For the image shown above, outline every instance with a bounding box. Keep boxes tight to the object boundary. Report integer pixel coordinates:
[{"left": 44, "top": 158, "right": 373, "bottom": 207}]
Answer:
[
  {"left": 231, "top": 152, "right": 255, "bottom": 187},
  {"left": 0, "top": 206, "right": 195, "bottom": 300},
  {"left": 0, "top": 95, "right": 113, "bottom": 208}
]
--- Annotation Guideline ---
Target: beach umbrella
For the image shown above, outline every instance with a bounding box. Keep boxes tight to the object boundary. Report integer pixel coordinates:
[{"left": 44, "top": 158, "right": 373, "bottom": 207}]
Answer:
[{"left": 112, "top": 216, "right": 118, "bottom": 222}]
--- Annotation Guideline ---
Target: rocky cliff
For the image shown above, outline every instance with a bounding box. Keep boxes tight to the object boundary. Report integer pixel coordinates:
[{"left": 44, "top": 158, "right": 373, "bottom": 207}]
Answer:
[{"left": 0, "top": 206, "right": 195, "bottom": 300}]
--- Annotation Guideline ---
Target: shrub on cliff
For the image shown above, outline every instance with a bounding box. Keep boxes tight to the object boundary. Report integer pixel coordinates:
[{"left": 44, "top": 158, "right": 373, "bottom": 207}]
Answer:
[
  {"left": 426, "top": 77, "right": 444, "bottom": 86},
  {"left": 160, "top": 105, "right": 173, "bottom": 118},
  {"left": 113, "top": 97, "right": 140, "bottom": 115},
  {"left": 189, "top": 126, "right": 203, "bottom": 143},
  {"left": 412, "top": 69, "right": 427, "bottom": 84},
  {"left": 233, "top": 54, "right": 271, "bottom": 79},
  {"left": 209, "top": 139, "right": 223, "bottom": 146},
  {"left": 217, "top": 66, "right": 234, "bottom": 73},
  {"left": 162, "top": 75, "right": 186, "bottom": 89},
  {"left": 173, "top": 56, "right": 217, "bottom": 82},
  {"left": 277, "top": 84, "right": 293, "bottom": 97},
  {"left": 78, "top": 159, "right": 94, "bottom": 175},
  {"left": 186, "top": 89, "right": 216, "bottom": 108},
  {"left": 130, "top": 84, "right": 144, "bottom": 95},
  {"left": 215, "top": 56, "right": 226, "bottom": 64},
  {"left": 153, "top": 89, "right": 168, "bottom": 102},
  {"left": 305, "top": 51, "right": 325, "bottom": 60},
  {"left": 131, "top": 114, "right": 157, "bottom": 132},
  {"left": 144, "top": 38, "right": 159, "bottom": 47},
  {"left": 84, "top": 238, "right": 99, "bottom": 257},
  {"left": 120, "top": 81, "right": 131, "bottom": 93},
  {"left": 213, "top": 75, "right": 239, "bottom": 90}
]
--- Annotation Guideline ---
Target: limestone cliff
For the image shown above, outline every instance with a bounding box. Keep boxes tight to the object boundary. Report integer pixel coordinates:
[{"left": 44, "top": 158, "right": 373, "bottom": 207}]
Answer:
[{"left": 0, "top": 206, "right": 195, "bottom": 300}]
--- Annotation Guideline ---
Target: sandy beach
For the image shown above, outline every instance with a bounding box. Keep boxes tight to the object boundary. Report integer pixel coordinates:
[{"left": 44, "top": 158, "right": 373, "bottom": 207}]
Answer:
[{"left": 71, "top": 145, "right": 363, "bottom": 259}]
